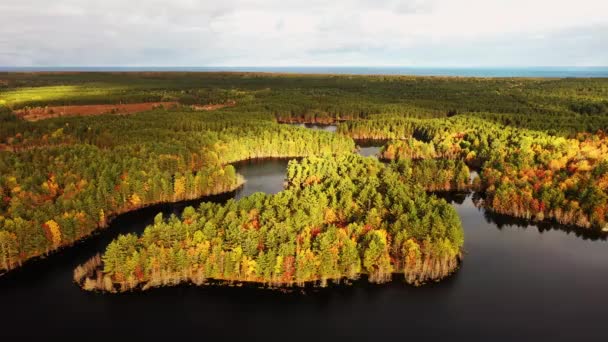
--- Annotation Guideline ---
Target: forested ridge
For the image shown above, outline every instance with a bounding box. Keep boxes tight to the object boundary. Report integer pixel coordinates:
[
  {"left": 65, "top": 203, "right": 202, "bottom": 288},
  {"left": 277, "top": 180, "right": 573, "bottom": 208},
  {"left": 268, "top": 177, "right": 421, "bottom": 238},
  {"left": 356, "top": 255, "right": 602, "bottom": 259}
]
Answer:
[
  {"left": 76, "top": 155, "right": 463, "bottom": 291},
  {"left": 1, "top": 72, "right": 607, "bottom": 288}
]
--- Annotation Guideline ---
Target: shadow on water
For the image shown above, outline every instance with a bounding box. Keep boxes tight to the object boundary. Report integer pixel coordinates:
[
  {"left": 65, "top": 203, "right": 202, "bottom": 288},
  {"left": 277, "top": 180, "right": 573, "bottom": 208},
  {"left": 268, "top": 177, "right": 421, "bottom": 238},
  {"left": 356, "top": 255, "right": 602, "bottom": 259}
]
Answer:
[
  {"left": 433, "top": 191, "right": 470, "bottom": 205},
  {"left": 2, "top": 157, "right": 608, "bottom": 340},
  {"left": 287, "top": 123, "right": 337, "bottom": 132}
]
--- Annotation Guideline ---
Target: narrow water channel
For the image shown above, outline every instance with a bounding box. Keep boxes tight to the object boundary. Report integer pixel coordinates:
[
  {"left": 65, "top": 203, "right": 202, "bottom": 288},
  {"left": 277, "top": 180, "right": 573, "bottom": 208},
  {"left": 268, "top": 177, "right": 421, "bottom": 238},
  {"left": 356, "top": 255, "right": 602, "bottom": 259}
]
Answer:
[{"left": 288, "top": 123, "right": 338, "bottom": 132}]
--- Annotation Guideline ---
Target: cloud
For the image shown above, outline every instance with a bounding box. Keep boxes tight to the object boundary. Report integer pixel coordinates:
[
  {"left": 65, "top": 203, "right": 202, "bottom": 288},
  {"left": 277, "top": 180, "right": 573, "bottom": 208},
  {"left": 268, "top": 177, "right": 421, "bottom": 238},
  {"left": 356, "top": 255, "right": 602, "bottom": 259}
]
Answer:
[{"left": 1, "top": 0, "right": 607, "bottom": 66}]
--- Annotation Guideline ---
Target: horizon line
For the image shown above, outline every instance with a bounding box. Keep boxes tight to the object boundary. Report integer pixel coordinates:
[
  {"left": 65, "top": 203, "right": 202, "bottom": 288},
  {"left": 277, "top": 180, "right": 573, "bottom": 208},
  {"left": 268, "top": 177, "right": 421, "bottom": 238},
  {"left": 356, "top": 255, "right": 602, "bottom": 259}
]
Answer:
[{"left": 1, "top": 65, "right": 608, "bottom": 69}]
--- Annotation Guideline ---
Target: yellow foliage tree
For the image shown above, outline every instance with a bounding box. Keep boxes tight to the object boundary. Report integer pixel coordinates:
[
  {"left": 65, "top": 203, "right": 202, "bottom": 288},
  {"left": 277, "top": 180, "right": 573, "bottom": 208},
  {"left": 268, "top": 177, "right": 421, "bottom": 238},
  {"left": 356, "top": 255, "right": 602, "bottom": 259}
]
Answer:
[
  {"left": 576, "top": 159, "right": 592, "bottom": 172},
  {"left": 0, "top": 231, "right": 18, "bottom": 270},
  {"left": 99, "top": 209, "right": 106, "bottom": 227},
  {"left": 548, "top": 159, "right": 564, "bottom": 171},
  {"left": 174, "top": 176, "right": 186, "bottom": 200},
  {"left": 46, "top": 175, "right": 59, "bottom": 197},
  {"left": 129, "top": 193, "right": 142, "bottom": 207},
  {"left": 51, "top": 128, "right": 64, "bottom": 139},
  {"left": 324, "top": 208, "right": 338, "bottom": 224},
  {"left": 44, "top": 220, "right": 62, "bottom": 248}
]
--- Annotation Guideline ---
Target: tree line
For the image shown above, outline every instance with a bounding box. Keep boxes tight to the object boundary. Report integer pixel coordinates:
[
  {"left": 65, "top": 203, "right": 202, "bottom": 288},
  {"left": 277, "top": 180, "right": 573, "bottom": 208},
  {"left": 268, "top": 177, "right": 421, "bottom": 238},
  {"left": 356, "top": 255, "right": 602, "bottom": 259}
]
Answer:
[{"left": 3, "top": 72, "right": 607, "bottom": 128}]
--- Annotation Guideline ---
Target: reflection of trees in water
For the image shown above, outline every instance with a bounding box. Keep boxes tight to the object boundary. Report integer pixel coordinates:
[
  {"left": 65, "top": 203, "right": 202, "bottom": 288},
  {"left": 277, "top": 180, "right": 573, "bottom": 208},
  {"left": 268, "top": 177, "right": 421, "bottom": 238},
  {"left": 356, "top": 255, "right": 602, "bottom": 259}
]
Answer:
[
  {"left": 288, "top": 123, "right": 338, "bottom": 132},
  {"left": 354, "top": 139, "right": 388, "bottom": 148},
  {"left": 355, "top": 139, "right": 387, "bottom": 158},
  {"left": 473, "top": 192, "right": 606, "bottom": 241},
  {"left": 481, "top": 208, "right": 607, "bottom": 241},
  {"left": 189, "top": 270, "right": 461, "bottom": 299},
  {"left": 432, "top": 191, "right": 468, "bottom": 205},
  {"left": 436, "top": 190, "right": 607, "bottom": 241}
]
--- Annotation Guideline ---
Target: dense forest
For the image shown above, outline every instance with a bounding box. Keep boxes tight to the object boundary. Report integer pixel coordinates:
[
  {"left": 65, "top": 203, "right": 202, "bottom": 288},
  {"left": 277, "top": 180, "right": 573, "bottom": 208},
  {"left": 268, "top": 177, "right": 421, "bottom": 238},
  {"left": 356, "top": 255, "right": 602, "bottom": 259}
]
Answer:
[
  {"left": 0, "top": 108, "right": 353, "bottom": 272},
  {"left": 346, "top": 116, "right": 608, "bottom": 229},
  {"left": 1, "top": 72, "right": 607, "bottom": 286},
  {"left": 76, "top": 155, "right": 463, "bottom": 291},
  {"left": 2, "top": 72, "right": 607, "bottom": 131}
]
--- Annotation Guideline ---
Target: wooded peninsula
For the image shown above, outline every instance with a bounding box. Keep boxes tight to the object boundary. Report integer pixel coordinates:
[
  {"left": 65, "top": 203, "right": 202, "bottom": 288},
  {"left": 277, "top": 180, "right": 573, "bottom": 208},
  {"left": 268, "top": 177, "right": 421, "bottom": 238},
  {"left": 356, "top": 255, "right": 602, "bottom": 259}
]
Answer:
[{"left": 0, "top": 72, "right": 607, "bottom": 291}]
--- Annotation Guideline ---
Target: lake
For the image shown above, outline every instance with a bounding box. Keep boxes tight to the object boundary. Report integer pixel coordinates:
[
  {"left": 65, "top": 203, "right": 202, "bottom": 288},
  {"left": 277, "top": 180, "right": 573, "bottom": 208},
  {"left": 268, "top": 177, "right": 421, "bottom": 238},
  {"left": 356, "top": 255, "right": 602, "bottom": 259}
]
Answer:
[
  {"left": 1, "top": 149, "right": 608, "bottom": 341},
  {"left": 355, "top": 139, "right": 387, "bottom": 157}
]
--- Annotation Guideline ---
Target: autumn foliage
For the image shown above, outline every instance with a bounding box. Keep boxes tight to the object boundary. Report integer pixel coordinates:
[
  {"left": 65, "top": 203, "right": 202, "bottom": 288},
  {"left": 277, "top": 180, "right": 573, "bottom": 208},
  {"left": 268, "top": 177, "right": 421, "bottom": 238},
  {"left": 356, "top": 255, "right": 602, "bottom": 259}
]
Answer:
[{"left": 80, "top": 155, "right": 463, "bottom": 292}]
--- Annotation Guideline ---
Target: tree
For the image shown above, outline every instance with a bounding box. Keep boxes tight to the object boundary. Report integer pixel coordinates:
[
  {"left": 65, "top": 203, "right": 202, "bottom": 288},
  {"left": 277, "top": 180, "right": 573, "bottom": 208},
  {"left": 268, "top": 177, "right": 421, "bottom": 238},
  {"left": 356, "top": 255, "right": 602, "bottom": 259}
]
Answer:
[
  {"left": 0, "top": 231, "right": 18, "bottom": 270},
  {"left": 43, "top": 220, "right": 62, "bottom": 248},
  {"left": 364, "top": 230, "right": 393, "bottom": 283}
]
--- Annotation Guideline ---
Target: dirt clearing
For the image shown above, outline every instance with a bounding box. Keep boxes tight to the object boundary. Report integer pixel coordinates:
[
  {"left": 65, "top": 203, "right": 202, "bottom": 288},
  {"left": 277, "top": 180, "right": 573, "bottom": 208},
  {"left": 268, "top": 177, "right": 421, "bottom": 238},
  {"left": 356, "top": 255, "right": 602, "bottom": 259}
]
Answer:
[{"left": 14, "top": 102, "right": 179, "bottom": 121}]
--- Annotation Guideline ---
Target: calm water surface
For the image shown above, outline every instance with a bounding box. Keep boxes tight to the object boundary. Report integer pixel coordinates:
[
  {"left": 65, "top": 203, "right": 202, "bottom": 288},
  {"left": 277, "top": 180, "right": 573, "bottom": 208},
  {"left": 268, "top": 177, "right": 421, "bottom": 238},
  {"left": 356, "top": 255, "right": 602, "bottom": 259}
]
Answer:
[
  {"left": 289, "top": 123, "right": 338, "bottom": 132},
  {"left": 355, "top": 139, "right": 387, "bottom": 157},
  {"left": 290, "top": 124, "right": 385, "bottom": 157},
  {"left": 1, "top": 153, "right": 608, "bottom": 341}
]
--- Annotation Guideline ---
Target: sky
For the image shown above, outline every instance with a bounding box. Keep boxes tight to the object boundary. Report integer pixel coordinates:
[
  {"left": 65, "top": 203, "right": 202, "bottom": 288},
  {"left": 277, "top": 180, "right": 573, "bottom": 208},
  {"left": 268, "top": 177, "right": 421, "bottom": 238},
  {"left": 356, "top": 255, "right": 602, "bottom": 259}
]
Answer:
[{"left": 1, "top": 0, "right": 607, "bottom": 67}]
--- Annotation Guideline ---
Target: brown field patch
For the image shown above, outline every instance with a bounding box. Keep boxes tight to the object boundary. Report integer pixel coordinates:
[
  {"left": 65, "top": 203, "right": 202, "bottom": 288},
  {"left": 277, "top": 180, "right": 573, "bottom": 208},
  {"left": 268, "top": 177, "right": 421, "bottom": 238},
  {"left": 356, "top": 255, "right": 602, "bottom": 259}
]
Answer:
[{"left": 14, "top": 102, "right": 179, "bottom": 121}]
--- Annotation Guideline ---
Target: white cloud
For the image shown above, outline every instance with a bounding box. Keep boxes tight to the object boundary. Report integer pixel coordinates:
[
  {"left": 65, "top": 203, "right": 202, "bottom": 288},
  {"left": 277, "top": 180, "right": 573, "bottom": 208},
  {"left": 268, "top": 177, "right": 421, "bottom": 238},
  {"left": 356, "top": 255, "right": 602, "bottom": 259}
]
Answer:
[{"left": 1, "top": 0, "right": 607, "bottom": 66}]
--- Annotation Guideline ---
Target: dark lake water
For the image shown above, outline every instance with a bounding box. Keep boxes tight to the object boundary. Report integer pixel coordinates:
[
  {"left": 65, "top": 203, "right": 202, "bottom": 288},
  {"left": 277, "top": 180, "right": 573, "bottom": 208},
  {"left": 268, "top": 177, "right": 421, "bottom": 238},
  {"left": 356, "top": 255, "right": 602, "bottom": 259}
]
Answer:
[{"left": 2, "top": 152, "right": 608, "bottom": 340}]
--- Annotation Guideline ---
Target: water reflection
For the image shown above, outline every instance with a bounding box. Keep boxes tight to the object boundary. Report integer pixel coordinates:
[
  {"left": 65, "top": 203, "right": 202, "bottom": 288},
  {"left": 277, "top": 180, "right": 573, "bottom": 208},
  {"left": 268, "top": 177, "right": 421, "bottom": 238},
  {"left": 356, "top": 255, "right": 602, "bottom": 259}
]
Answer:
[
  {"left": 436, "top": 191, "right": 607, "bottom": 241},
  {"left": 355, "top": 139, "right": 387, "bottom": 158},
  {"left": 288, "top": 123, "right": 337, "bottom": 132},
  {"left": 232, "top": 158, "right": 290, "bottom": 198},
  {"left": 283, "top": 122, "right": 387, "bottom": 158}
]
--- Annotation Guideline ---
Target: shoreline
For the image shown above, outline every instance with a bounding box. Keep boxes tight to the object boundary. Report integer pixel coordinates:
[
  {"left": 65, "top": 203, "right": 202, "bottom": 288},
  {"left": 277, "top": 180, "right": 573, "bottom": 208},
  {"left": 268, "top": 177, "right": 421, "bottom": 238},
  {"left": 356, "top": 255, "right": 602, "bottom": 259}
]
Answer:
[
  {"left": 0, "top": 152, "right": 343, "bottom": 276},
  {"left": 434, "top": 189, "right": 608, "bottom": 239},
  {"left": 0, "top": 178, "right": 246, "bottom": 277},
  {"left": 75, "top": 252, "right": 462, "bottom": 293}
]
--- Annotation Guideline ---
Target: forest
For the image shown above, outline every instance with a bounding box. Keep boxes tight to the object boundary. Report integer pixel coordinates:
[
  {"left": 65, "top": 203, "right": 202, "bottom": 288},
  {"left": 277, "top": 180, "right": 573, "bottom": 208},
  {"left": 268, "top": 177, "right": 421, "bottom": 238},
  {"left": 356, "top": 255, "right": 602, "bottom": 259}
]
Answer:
[
  {"left": 344, "top": 116, "right": 608, "bottom": 229},
  {"left": 0, "top": 108, "right": 353, "bottom": 271},
  {"left": 1, "top": 72, "right": 607, "bottom": 290}
]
